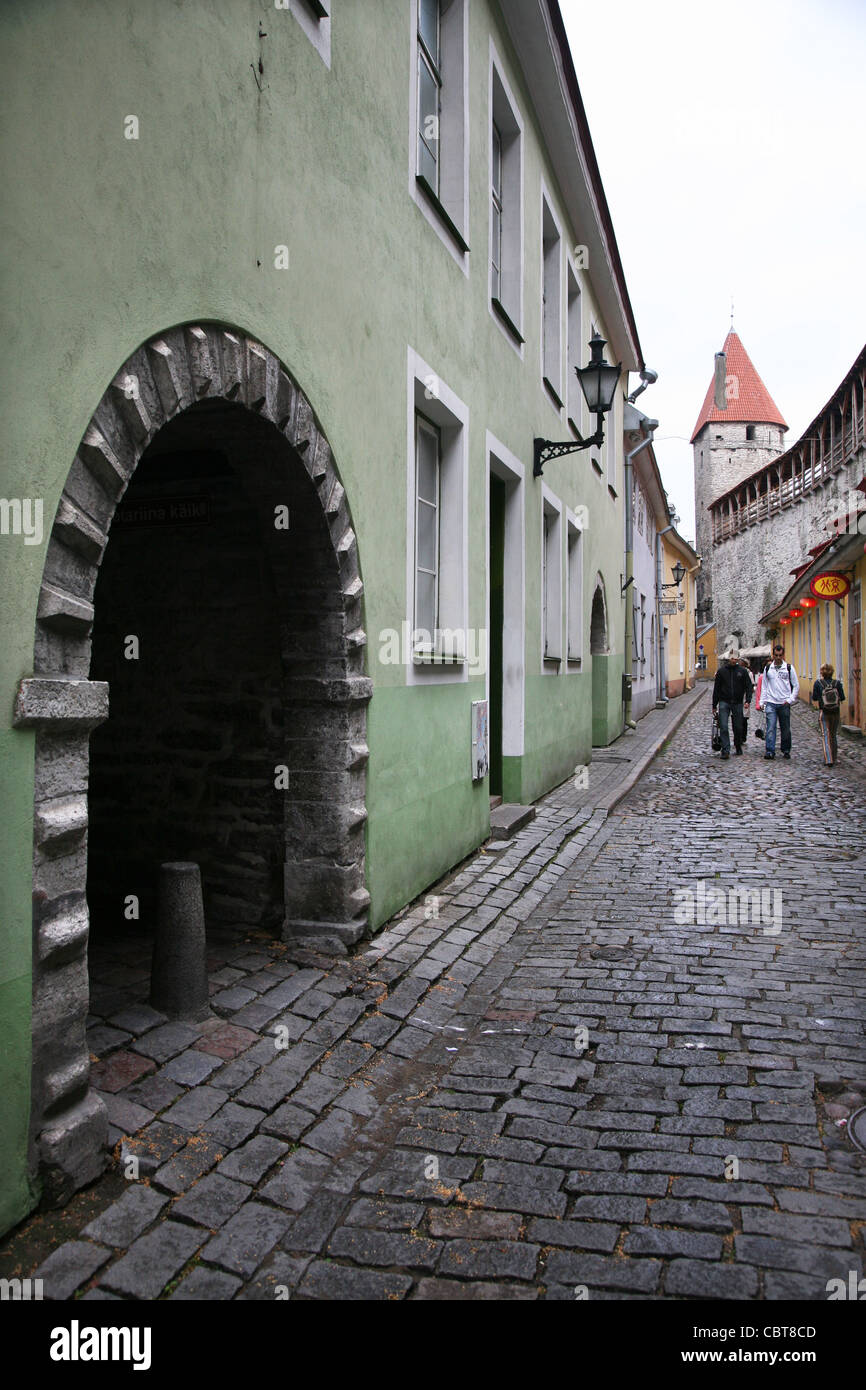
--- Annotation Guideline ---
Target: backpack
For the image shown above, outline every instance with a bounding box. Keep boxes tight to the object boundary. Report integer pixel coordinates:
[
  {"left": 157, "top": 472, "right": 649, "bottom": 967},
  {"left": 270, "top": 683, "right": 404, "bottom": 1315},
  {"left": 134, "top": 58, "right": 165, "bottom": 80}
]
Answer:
[{"left": 820, "top": 680, "right": 840, "bottom": 711}]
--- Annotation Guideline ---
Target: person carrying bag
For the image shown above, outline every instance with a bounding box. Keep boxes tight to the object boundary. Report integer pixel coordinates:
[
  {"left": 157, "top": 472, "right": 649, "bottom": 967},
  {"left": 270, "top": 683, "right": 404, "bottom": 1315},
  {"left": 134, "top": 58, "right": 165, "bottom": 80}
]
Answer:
[{"left": 811, "top": 662, "right": 845, "bottom": 766}]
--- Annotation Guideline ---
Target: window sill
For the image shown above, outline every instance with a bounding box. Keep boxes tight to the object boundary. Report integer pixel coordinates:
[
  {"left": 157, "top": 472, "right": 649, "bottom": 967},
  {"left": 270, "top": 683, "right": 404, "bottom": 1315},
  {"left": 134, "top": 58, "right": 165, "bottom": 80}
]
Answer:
[
  {"left": 412, "top": 646, "right": 466, "bottom": 666},
  {"left": 543, "top": 377, "right": 564, "bottom": 411},
  {"left": 491, "top": 296, "right": 525, "bottom": 345},
  {"left": 543, "top": 655, "right": 562, "bottom": 669},
  {"left": 415, "top": 176, "right": 470, "bottom": 254},
  {"left": 567, "top": 657, "right": 582, "bottom": 669}
]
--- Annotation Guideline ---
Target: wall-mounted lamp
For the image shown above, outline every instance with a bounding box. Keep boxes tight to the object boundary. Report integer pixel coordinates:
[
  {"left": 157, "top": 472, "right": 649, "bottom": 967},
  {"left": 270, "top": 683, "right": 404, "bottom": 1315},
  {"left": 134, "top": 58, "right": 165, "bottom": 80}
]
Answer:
[{"left": 534, "top": 332, "right": 622, "bottom": 477}]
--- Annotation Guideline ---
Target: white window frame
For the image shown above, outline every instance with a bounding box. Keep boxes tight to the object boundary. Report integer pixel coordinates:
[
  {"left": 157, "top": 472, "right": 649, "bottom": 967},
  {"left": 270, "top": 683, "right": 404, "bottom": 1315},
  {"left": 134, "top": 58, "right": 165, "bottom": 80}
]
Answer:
[
  {"left": 414, "top": 414, "right": 441, "bottom": 636},
  {"left": 409, "top": 0, "right": 469, "bottom": 269},
  {"left": 679, "top": 625, "right": 685, "bottom": 675},
  {"left": 541, "top": 486, "right": 563, "bottom": 669},
  {"left": 541, "top": 187, "right": 563, "bottom": 409},
  {"left": 489, "top": 43, "right": 524, "bottom": 351},
  {"left": 287, "top": 0, "right": 331, "bottom": 68},
  {"left": 566, "top": 258, "right": 584, "bottom": 438},
  {"left": 487, "top": 433, "right": 526, "bottom": 758},
  {"left": 566, "top": 509, "right": 584, "bottom": 666},
  {"left": 405, "top": 347, "right": 469, "bottom": 684},
  {"left": 606, "top": 375, "right": 619, "bottom": 494}
]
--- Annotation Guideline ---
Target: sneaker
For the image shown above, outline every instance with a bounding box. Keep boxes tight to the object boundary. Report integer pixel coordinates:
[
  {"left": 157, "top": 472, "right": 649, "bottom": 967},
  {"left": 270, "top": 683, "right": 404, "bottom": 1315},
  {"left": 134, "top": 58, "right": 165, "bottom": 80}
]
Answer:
[
  {"left": 763, "top": 753, "right": 774, "bottom": 760},
  {"left": 782, "top": 752, "right": 790, "bottom": 760},
  {"left": 721, "top": 752, "right": 729, "bottom": 760}
]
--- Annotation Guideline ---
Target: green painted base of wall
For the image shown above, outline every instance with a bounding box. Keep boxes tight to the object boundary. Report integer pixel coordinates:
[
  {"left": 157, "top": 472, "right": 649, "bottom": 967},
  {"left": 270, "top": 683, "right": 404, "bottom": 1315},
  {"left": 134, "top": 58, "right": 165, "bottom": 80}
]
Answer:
[
  {"left": 0, "top": 977, "right": 37, "bottom": 1236},
  {"left": 590, "top": 653, "right": 624, "bottom": 747},
  {"left": 501, "top": 755, "right": 523, "bottom": 803}
]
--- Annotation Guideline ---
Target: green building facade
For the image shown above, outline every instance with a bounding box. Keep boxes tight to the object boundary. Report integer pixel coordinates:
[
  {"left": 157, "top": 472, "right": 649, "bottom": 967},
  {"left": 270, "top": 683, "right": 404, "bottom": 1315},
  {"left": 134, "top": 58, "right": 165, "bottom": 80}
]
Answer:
[{"left": 0, "top": 0, "right": 643, "bottom": 1234}]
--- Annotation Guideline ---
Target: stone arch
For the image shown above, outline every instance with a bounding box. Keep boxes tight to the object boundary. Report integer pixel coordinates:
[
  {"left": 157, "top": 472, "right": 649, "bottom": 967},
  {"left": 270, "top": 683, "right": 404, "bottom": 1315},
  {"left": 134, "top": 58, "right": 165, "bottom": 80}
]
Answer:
[
  {"left": 14, "top": 323, "right": 371, "bottom": 1205},
  {"left": 590, "top": 575, "right": 608, "bottom": 654}
]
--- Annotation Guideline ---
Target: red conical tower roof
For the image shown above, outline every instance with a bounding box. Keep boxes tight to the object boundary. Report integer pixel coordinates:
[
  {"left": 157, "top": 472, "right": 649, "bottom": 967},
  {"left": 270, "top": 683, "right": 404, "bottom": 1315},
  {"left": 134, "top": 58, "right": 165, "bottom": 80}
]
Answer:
[{"left": 690, "top": 331, "right": 788, "bottom": 442}]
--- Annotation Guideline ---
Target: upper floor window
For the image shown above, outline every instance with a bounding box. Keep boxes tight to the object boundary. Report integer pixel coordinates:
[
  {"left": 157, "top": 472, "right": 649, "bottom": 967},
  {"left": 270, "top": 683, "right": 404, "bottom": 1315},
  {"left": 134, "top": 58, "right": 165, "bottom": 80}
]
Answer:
[
  {"left": 489, "top": 53, "right": 524, "bottom": 346},
  {"left": 417, "top": 0, "right": 441, "bottom": 191},
  {"left": 566, "top": 262, "right": 583, "bottom": 436},
  {"left": 411, "top": 0, "right": 468, "bottom": 259},
  {"left": 541, "top": 193, "right": 562, "bottom": 406},
  {"left": 491, "top": 122, "right": 503, "bottom": 299}
]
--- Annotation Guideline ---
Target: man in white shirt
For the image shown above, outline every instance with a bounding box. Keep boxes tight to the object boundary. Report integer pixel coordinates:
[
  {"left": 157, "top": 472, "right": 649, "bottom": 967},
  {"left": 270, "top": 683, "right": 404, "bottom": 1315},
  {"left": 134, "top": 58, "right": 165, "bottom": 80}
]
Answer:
[{"left": 757, "top": 643, "right": 800, "bottom": 760}]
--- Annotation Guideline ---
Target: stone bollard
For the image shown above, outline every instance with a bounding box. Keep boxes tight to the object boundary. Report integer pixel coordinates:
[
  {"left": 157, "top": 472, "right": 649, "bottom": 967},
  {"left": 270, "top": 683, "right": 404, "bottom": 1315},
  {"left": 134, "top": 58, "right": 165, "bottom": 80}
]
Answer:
[{"left": 150, "top": 862, "right": 209, "bottom": 1021}]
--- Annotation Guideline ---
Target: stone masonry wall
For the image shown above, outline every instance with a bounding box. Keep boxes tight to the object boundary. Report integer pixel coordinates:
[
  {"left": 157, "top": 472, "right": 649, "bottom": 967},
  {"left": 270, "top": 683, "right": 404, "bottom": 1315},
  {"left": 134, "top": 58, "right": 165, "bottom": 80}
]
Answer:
[{"left": 709, "top": 450, "right": 865, "bottom": 648}]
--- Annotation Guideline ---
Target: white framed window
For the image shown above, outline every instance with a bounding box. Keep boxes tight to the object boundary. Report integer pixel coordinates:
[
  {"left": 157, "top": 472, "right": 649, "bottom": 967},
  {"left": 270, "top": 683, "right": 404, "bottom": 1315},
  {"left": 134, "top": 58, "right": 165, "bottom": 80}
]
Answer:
[
  {"left": 489, "top": 45, "right": 524, "bottom": 348},
  {"left": 637, "top": 491, "right": 645, "bottom": 537},
  {"left": 566, "top": 260, "right": 583, "bottom": 437},
  {"left": 650, "top": 615, "right": 655, "bottom": 677},
  {"left": 697, "top": 652, "right": 708, "bottom": 671},
  {"left": 287, "top": 0, "right": 331, "bottom": 67},
  {"left": 566, "top": 511, "right": 583, "bottom": 665},
  {"left": 414, "top": 415, "right": 440, "bottom": 636},
  {"left": 606, "top": 376, "right": 619, "bottom": 494},
  {"left": 541, "top": 488, "right": 562, "bottom": 667},
  {"left": 541, "top": 190, "right": 562, "bottom": 407},
  {"left": 679, "top": 626, "right": 685, "bottom": 675},
  {"left": 405, "top": 348, "right": 468, "bottom": 683},
  {"left": 410, "top": 0, "right": 469, "bottom": 263},
  {"left": 640, "top": 594, "right": 646, "bottom": 670}
]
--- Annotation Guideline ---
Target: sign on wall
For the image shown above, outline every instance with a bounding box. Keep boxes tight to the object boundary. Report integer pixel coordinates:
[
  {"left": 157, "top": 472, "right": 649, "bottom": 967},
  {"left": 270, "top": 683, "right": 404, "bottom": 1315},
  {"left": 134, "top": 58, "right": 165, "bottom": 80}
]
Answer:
[
  {"left": 809, "top": 571, "right": 851, "bottom": 600},
  {"left": 471, "top": 701, "right": 489, "bottom": 782}
]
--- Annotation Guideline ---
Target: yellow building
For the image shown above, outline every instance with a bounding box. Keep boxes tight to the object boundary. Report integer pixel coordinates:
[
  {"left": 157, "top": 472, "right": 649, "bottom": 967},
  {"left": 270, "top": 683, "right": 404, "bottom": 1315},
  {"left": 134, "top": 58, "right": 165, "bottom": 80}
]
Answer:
[
  {"left": 695, "top": 622, "right": 717, "bottom": 680},
  {"left": 661, "top": 528, "right": 700, "bottom": 696},
  {"left": 760, "top": 486, "right": 865, "bottom": 733}
]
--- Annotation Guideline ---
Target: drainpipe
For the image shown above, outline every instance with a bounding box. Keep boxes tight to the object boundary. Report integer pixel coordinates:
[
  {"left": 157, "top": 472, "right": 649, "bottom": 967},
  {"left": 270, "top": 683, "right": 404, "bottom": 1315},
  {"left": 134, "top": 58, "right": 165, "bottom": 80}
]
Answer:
[
  {"left": 655, "top": 523, "right": 676, "bottom": 704},
  {"left": 623, "top": 413, "right": 659, "bottom": 730}
]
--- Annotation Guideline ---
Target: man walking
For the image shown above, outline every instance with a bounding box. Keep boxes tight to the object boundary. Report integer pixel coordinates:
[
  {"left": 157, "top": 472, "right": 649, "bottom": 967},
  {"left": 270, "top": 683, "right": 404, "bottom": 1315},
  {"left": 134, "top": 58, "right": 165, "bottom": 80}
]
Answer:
[
  {"left": 758, "top": 643, "right": 800, "bottom": 760},
  {"left": 712, "top": 647, "right": 752, "bottom": 760}
]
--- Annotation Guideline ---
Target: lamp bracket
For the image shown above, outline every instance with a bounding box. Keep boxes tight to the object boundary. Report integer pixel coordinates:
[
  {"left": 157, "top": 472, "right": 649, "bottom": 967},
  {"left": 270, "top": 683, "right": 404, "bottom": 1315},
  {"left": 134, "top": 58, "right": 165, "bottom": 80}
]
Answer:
[{"left": 533, "top": 415, "right": 604, "bottom": 478}]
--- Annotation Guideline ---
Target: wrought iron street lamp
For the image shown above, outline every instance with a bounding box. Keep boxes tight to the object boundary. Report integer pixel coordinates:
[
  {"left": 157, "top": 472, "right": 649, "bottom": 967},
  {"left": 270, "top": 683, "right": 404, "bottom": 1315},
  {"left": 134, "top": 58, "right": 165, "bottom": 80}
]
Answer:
[
  {"left": 661, "top": 560, "right": 687, "bottom": 590},
  {"left": 534, "top": 332, "right": 622, "bottom": 477}
]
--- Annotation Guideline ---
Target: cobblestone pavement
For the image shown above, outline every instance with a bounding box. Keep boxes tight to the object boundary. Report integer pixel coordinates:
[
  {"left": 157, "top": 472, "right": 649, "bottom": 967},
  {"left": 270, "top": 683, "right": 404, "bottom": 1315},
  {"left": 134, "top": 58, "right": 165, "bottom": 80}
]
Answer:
[{"left": 5, "top": 692, "right": 866, "bottom": 1301}]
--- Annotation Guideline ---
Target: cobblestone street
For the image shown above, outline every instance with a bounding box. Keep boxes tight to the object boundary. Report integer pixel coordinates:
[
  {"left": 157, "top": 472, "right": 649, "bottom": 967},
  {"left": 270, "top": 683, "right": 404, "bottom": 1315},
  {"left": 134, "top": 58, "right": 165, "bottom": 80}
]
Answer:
[{"left": 5, "top": 690, "right": 865, "bottom": 1302}]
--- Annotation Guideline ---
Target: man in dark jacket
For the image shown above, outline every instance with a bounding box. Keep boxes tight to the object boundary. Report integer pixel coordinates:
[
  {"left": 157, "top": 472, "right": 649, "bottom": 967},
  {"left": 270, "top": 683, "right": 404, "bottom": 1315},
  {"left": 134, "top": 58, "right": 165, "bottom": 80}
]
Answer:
[{"left": 712, "top": 647, "right": 752, "bottom": 760}]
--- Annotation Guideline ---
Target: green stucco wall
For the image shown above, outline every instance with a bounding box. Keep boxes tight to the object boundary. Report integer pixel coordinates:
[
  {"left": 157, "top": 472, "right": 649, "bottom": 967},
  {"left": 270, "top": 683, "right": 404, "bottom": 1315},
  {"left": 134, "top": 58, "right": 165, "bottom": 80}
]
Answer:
[{"left": 0, "top": 0, "right": 631, "bottom": 1231}]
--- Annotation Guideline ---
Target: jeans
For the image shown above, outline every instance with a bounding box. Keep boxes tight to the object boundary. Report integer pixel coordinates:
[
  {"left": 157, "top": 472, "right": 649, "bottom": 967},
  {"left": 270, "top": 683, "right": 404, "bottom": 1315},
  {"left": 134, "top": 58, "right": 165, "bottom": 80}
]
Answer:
[
  {"left": 718, "top": 700, "right": 745, "bottom": 754},
  {"left": 764, "top": 702, "right": 792, "bottom": 755},
  {"left": 819, "top": 709, "right": 840, "bottom": 764}
]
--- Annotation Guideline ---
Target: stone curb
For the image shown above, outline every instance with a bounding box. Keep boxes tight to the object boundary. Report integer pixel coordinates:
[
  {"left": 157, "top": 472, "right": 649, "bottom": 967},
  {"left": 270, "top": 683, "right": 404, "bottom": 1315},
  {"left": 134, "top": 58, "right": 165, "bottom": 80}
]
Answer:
[{"left": 594, "top": 686, "right": 707, "bottom": 815}]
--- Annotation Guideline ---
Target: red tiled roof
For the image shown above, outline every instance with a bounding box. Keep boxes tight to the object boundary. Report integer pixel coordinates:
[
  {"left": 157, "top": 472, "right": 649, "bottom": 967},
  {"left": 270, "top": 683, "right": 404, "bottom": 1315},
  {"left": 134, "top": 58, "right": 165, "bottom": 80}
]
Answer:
[{"left": 690, "top": 331, "right": 788, "bottom": 442}]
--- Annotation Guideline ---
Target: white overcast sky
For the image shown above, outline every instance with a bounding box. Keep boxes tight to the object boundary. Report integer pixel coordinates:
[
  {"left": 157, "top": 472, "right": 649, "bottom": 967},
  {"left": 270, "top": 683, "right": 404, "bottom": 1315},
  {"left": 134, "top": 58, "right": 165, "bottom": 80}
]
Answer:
[{"left": 561, "top": 0, "right": 866, "bottom": 544}]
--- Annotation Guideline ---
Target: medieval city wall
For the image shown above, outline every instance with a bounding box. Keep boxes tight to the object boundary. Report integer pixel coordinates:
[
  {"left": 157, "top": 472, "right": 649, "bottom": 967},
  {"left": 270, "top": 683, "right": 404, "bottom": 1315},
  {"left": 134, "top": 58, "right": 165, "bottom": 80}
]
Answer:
[{"left": 710, "top": 453, "right": 864, "bottom": 647}]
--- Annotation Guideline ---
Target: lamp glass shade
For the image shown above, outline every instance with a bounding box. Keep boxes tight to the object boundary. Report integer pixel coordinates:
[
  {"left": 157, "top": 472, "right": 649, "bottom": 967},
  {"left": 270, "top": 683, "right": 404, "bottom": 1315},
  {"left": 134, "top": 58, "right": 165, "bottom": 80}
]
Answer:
[
  {"left": 576, "top": 333, "right": 622, "bottom": 415},
  {"left": 671, "top": 562, "right": 686, "bottom": 587}
]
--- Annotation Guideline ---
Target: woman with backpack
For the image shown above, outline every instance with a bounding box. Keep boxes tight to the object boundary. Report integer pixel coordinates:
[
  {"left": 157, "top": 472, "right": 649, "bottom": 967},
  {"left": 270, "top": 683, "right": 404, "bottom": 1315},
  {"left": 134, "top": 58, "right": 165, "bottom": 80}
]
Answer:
[{"left": 810, "top": 662, "right": 846, "bottom": 766}]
